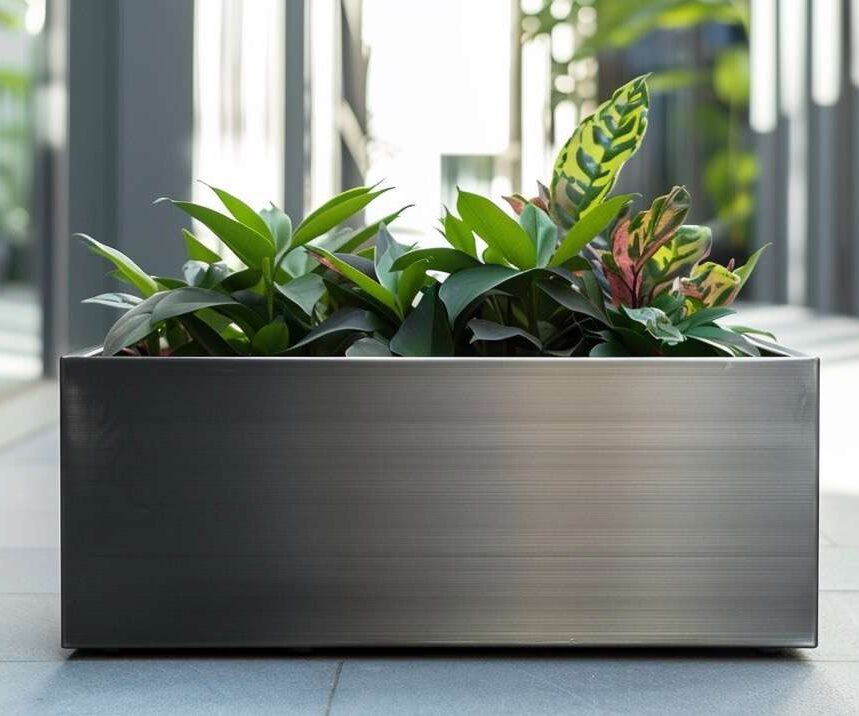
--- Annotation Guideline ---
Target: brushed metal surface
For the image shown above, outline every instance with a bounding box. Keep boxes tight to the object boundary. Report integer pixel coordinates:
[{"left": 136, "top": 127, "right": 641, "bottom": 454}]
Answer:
[{"left": 60, "top": 356, "right": 818, "bottom": 648}]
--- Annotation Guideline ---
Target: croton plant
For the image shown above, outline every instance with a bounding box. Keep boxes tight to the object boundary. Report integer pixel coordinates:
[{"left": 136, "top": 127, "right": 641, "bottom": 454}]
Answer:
[{"left": 82, "top": 75, "right": 774, "bottom": 358}]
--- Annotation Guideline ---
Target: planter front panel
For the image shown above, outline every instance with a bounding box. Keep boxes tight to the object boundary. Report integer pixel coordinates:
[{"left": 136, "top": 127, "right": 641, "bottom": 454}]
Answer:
[{"left": 61, "top": 356, "right": 818, "bottom": 648}]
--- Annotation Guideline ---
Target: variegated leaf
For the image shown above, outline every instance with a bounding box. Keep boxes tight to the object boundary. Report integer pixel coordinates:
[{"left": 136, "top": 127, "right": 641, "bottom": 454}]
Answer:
[{"left": 550, "top": 75, "right": 649, "bottom": 226}]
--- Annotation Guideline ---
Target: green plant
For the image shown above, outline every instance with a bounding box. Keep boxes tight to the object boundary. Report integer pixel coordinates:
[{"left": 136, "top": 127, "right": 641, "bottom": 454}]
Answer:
[
  {"left": 81, "top": 183, "right": 409, "bottom": 356},
  {"left": 83, "top": 76, "right": 774, "bottom": 359}
]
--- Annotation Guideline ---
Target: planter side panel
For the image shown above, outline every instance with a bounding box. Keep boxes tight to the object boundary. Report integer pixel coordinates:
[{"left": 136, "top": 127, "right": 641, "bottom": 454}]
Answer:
[{"left": 61, "top": 357, "right": 818, "bottom": 648}]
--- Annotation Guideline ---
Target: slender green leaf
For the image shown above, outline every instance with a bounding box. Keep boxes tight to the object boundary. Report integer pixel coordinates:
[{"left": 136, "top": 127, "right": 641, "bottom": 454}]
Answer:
[
  {"left": 443, "top": 209, "right": 477, "bottom": 257},
  {"left": 537, "top": 279, "right": 609, "bottom": 324},
  {"left": 550, "top": 194, "right": 635, "bottom": 267},
  {"left": 150, "top": 287, "right": 238, "bottom": 324},
  {"left": 287, "top": 307, "right": 384, "bottom": 352},
  {"left": 307, "top": 246, "right": 402, "bottom": 318},
  {"left": 390, "top": 247, "right": 481, "bottom": 274},
  {"left": 161, "top": 199, "right": 274, "bottom": 268},
  {"left": 82, "top": 292, "right": 143, "bottom": 310},
  {"left": 203, "top": 182, "right": 273, "bottom": 243},
  {"left": 687, "top": 324, "right": 760, "bottom": 356},
  {"left": 77, "top": 234, "right": 159, "bottom": 297},
  {"left": 292, "top": 187, "right": 391, "bottom": 247},
  {"left": 102, "top": 292, "right": 169, "bottom": 355},
  {"left": 622, "top": 306, "right": 684, "bottom": 345},
  {"left": 734, "top": 243, "right": 770, "bottom": 291},
  {"left": 456, "top": 190, "right": 536, "bottom": 269},
  {"left": 468, "top": 319, "right": 542, "bottom": 350},
  {"left": 182, "top": 228, "right": 222, "bottom": 264}
]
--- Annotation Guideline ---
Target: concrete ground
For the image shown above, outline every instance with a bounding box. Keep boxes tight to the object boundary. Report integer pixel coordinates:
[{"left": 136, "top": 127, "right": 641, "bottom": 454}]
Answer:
[{"left": 1, "top": 305, "right": 858, "bottom": 714}]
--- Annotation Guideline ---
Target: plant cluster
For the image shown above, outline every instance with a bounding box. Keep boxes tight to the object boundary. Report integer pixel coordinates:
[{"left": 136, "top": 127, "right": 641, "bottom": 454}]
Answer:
[{"left": 83, "top": 75, "right": 773, "bottom": 358}]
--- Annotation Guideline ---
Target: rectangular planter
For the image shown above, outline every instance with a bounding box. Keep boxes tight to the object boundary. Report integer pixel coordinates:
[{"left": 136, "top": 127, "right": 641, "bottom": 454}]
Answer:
[{"left": 60, "top": 351, "right": 818, "bottom": 649}]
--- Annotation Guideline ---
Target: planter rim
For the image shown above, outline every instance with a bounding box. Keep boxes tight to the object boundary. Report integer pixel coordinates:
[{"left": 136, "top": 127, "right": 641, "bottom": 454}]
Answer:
[{"left": 64, "top": 342, "right": 813, "bottom": 362}]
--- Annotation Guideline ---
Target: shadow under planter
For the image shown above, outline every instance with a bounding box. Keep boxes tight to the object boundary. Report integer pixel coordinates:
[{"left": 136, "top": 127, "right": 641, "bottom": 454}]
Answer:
[{"left": 59, "top": 352, "right": 819, "bottom": 649}]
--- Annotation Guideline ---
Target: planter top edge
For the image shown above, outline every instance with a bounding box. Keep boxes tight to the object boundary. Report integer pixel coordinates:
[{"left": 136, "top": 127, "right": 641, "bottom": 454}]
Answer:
[{"left": 62, "top": 344, "right": 815, "bottom": 363}]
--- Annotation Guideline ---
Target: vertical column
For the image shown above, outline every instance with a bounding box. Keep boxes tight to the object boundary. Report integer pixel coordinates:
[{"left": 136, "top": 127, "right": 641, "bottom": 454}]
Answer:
[
  {"left": 284, "top": 0, "right": 309, "bottom": 220},
  {"left": 749, "top": 0, "right": 781, "bottom": 302}
]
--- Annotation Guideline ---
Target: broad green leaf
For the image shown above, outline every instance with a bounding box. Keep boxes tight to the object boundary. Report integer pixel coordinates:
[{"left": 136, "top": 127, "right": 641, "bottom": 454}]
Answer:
[
  {"left": 276, "top": 273, "right": 326, "bottom": 317},
  {"left": 734, "top": 243, "right": 770, "bottom": 291},
  {"left": 82, "top": 292, "right": 142, "bottom": 310},
  {"left": 390, "top": 247, "right": 481, "bottom": 274},
  {"left": 182, "top": 229, "right": 221, "bottom": 264},
  {"left": 182, "top": 260, "right": 209, "bottom": 287},
  {"left": 161, "top": 199, "right": 274, "bottom": 269},
  {"left": 389, "top": 284, "right": 453, "bottom": 357},
  {"left": 307, "top": 246, "right": 402, "bottom": 318},
  {"left": 519, "top": 203, "right": 557, "bottom": 267},
  {"left": 291, "top": 187, "right": 391, "bottom": 247},
  {"left": 550, "top": 75, "right": 649, "bottom": 224},
  {"left": 622, "top": 306, "right": 684, "bottom": 345},
  {"left": 346, "top": 336, "right": 392, "bottom": 357},
  {"left": 287, "top": 307, "right": 384, "bottom": 352},
  {"left": 77, "top": 234, "right": 159, "bottom": 297},
  {"left": 203, "top": 182, "right": 273, "bottom": 243},
  {"left": 675, "top": 306, "right": 736, "bottom": 332},
  {"left": 550, "top": 193, "right": 635, "bottom": 267},
  {"left": 259, "top": 205, "right": 293, "bottom": 253},
  {"left": 397, "top": 260, "right": 430, "bottom": 312},
  {"left": 687, "top": 324, "right": 760, "bottom": 357},
  {"left": 251, "top": 319, "right": 291, "bottom": 355},
  {"left": 438, "top": 264, "right": 518, "bottom": 323},
  {"left": 456, "top": 190, "right": 536, "bottom": 269},
  {"left": 374, "top": 223, "right": 410, "bottom": 297},
  {"left": 443, "top": 209, "right": 477, "bottom": 257},
  {"left": 179, "top": 314, "right": 238, "bottom": 356},
  {"left": 102, "top": 292, "right": 169, "bottom": 355},
  {"left": 537, "top": 279, "right": 609, "bottom": 324},
  {"left": 589, "top": 340, "right": 631, "bottom": 357},
  {"left": 467, "top": 319, "right": 542, "bottom": 350},
  {"left": 221, "top": 267, "right": 262, "bottom": 292},
  {"left": 150, "top": 287, "right": 238, "bottom": 324},
  {"left": 728, "top": 325, "right": 777, "bottom": 342}
]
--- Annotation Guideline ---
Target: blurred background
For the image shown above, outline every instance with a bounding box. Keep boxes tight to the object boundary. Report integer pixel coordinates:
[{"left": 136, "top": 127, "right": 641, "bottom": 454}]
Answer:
[{"left": 0, "top": 0, "right": 856, "bottom": 395}]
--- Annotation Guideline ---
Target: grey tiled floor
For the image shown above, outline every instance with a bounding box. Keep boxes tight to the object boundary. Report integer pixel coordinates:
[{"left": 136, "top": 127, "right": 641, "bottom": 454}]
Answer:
[{"left": 2, "top": 308, "right": 859, "bottom": 714}]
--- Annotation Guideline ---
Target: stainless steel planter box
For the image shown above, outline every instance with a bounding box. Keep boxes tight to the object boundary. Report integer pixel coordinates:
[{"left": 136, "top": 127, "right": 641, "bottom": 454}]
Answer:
[{"left": 60, "top": 352, "right": 819, "bottom": 649}]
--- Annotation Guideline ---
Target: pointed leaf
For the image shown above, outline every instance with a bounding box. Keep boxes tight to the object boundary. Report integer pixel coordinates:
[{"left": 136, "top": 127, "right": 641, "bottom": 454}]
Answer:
[
  {"left": 102, "top": 292, "right": 169, "bottom": 356},
  {"left": 203, "top": 183, "right": 273, "bottom": 243},
  {"left": 307, "top": 246, "right": 401, "bottom": 318},
  {"left": 537, "top": 279, "right": 609, "bottom": 324},
  {"left": 467, "top": 319, "right": 542, "bottom": 350},
  {"left": 287, "top": 307, "right": 384, "bottom": 352},
  {"left": 162, "top": 200, "right": 274, "bottom": 268},
  {"left": 443, "top": 209, "right": 477, "bottom": 257},
  {"left": 82, "top": 292, "right": 143, "bottom": 311},
  {"left": 456, "top": 190, "right": 536, "bottom": 269},
  {"left": 77, "top": 234, "right": 159, "bottom": 297},
  {"left": 182, "top": 228, "right": 221, "bottom": 264},
  {"left": 389, "top": 284, "right": 453, "bottom": 357},
  {"left": 275, "top": 273, "right": 326, "bottom": 317},
  {"left": 734, "top": 243, "right": 770, "bottom": 291},
  {"left": 550, "top": 193, "right": 635, "bottom": 267},
  {"left": 346, "top": 336, "right": 392, "bottom": 357},
  {"left": 292, "top": 187, "right": 391, "bottom": 247},
  {"left": 390, "top": 247, "right": 481, "bottom": 274},
  {"left": 438, "top": 264, "right": 518, "bottom": 323},
  {"left": 551, "top": 75, "right": 649, "bottom": 224},
  {"left": 519, "top": 203, "right": 557, "bottom": 267},
  {"left": 251, "top": 319, "right": 291, "bottom": 355},
  {"left": 150, "top": 287, "right": 239, "bottom": 324}
]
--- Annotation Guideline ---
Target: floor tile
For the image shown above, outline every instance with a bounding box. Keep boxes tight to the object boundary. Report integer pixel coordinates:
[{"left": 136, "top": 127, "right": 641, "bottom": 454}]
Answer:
[
  {"left": 0, "top": 427, "right": 58, "bottom": 466},
  {"left": 821, "top": 493, "right": 859, "bottom": 547},
  {"left": 803, "top": 592, "right": 859, "bottom": 662},
  {"left": 0, "top": 464, "right": 58, "bottom": 511},
  {"left": 0, "top": 507, "right": 57, "bottom": 548},
  {"left": 0, "top": 548, "right": 58, "bottom": 593},
  {"left": 330, "top": 656, "right": 859, "bottom": 715},
  {"left": 0, "top": 659, "right": 339, "bottom": 715},
  {"left": 820, "top": 547, "right": 859, "bottom": 591},
  {"left": 0, "top": 594, "right": 69, "bottom": 661}
]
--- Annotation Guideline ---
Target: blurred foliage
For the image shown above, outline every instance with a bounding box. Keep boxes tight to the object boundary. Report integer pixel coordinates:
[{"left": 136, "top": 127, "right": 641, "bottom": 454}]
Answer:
[
  {"left": 0, "top": 0, "right": 34, "bottom": 280},
  {"left": 521, "top": 0, "right": 754, "bottom": 250}
]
